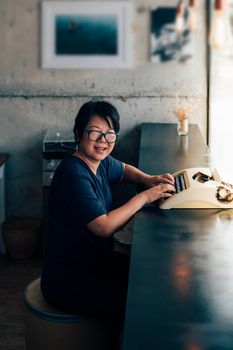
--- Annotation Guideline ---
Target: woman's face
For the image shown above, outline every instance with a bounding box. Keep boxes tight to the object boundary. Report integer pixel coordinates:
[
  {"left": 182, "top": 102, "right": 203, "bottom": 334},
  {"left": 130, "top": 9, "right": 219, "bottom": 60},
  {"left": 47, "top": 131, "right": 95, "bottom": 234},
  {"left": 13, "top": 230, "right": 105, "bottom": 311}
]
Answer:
[{"left": 78, "top": 115, "right": 116, "bottom": 163}]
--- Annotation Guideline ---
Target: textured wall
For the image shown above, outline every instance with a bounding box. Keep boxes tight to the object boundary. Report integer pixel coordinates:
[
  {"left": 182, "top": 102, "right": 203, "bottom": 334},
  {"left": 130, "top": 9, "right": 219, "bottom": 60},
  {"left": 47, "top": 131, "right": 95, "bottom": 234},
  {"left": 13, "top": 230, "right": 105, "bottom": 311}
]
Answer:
[{"left": 0, "top": 0, "right": 207, "bottom": 218}]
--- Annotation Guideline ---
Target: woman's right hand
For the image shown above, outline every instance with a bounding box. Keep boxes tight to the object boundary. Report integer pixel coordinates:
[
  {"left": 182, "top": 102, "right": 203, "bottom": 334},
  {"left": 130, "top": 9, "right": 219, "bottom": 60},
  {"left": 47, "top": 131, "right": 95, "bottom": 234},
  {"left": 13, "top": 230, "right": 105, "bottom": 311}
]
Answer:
[{"left": 142, "top": 183, "right": 176, "bottom": 204}]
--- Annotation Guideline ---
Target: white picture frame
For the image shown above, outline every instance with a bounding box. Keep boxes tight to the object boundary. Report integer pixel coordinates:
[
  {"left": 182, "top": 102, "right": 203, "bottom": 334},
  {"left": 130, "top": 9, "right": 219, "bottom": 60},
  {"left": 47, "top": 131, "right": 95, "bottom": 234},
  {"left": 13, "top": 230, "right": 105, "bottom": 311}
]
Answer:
[{"left": 41, "top": 1, "right": 132, "bottom": 69}]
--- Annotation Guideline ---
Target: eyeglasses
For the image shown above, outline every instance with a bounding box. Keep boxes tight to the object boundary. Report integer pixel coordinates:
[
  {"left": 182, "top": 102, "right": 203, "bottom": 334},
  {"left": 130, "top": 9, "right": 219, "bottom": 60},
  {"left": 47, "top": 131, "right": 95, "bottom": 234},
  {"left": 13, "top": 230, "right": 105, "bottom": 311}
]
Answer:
[{"left": 84, "top": 129, "right": 118, "bottom": 144}]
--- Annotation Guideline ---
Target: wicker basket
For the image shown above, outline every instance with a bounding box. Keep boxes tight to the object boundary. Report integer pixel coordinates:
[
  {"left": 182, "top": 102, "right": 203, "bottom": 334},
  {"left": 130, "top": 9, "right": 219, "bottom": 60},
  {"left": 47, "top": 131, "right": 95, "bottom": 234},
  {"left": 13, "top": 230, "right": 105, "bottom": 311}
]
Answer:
[{"left": 2, "top": 217, "right": 41, "bottom": 260}]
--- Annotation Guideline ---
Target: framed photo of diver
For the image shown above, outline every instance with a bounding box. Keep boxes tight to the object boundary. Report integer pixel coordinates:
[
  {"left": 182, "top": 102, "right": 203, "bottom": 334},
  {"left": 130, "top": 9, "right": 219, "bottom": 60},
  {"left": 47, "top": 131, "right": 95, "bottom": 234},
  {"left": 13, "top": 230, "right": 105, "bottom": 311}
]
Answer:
[{"left": 41, "top": 1, "right": 132, "bottom": 69}]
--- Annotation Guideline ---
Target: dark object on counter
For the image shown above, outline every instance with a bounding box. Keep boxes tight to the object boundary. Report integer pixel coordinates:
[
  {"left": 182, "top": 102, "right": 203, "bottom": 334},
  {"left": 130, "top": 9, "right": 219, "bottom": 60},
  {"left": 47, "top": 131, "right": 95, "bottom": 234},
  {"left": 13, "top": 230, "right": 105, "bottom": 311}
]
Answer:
[{"left": 2, "top": 217, "right": 41, "bottom": 260}]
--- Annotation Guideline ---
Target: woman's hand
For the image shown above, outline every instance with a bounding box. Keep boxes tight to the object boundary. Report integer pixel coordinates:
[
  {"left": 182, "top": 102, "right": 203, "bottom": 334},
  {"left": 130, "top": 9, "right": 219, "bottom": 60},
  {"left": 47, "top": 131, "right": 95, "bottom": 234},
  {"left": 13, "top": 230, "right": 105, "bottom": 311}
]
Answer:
[
  {"left": 143, "top": 173, "right": 174, "bottom": 188},
  {"left": 142, "top": 183, "right": 176, "bottom": 204}
]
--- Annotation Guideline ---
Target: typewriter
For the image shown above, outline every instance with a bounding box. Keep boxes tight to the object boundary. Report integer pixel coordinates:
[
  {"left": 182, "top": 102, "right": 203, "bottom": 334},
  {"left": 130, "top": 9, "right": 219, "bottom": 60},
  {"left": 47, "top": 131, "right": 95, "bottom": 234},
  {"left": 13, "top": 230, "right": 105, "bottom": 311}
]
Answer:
[{"left": 160, "top": 167, "right": 233, "bottom": 209}]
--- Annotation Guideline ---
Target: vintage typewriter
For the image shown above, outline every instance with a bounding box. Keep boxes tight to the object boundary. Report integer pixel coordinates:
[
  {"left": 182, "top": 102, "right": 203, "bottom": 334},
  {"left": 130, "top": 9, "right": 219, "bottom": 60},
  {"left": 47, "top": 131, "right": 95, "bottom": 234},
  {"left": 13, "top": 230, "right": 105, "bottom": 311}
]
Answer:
[{"left": 160, "top": 167, "right": 233, "bottom": 209}]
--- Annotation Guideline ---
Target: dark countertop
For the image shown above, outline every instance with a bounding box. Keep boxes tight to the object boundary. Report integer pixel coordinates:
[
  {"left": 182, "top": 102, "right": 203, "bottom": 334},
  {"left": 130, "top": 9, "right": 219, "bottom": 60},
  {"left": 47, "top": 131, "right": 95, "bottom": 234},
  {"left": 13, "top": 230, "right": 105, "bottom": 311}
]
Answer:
[
  {"left": 123, "top": 124, "right": 233, "bottom": 350},
  {"left": 138, "top": 123, "right": 211, "bottom": 174}
]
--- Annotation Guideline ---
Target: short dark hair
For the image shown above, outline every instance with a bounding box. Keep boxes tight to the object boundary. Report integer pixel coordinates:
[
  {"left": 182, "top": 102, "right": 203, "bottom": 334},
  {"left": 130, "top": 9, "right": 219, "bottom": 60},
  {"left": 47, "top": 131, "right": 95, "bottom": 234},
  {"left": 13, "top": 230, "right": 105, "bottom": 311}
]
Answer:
[{"left": 73, "top": 100, "right": 120, "bottom": 144}]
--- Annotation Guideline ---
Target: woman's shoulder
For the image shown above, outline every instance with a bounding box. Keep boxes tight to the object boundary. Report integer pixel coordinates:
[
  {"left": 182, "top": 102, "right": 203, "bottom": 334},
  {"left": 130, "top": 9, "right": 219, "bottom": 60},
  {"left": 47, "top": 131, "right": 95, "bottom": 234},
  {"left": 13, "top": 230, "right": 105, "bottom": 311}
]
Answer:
[
  {"left": 59, "top": 155, "right": 83, "bottom": 168},
  {"left": 56, "top": 155, "right": 91, "bottom": 179},
  {"left": 100, "top": 155, "right": 124, "bottom": 181},
  {"left": 102, "top": 155, "right": 116, "bottom": 166},
  {"left": 101, "top": 155, "right": 122, "bottom": 169}
]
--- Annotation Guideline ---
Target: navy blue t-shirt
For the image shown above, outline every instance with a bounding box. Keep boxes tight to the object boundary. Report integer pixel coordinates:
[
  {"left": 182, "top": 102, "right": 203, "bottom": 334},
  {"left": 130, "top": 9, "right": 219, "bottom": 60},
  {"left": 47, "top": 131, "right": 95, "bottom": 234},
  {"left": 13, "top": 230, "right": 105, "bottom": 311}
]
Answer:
[{"left": 41, "top": 155, "right": 124, "bottom": 298}]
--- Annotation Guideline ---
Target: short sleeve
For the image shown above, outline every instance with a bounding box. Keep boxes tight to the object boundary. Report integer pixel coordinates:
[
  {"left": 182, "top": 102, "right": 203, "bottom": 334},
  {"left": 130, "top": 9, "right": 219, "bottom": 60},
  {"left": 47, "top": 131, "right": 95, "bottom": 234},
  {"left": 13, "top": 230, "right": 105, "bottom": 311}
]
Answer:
[
  {"left": 65, "top": 173, "right": 107, "bottom": 227},
  {"left": 104, "top": 155, "right": 124, "bottom": 184}
]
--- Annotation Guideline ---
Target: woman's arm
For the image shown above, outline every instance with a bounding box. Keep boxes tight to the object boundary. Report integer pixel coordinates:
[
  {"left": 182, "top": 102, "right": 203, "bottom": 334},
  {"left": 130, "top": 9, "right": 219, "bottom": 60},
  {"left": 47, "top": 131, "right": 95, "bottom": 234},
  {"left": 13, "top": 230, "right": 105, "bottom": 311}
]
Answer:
[
  {"left": 122, "top": 163, "right": 174, "bottom": 187},
  {"left": 87, "top": 182, "right": 175, "bottom": 238}
]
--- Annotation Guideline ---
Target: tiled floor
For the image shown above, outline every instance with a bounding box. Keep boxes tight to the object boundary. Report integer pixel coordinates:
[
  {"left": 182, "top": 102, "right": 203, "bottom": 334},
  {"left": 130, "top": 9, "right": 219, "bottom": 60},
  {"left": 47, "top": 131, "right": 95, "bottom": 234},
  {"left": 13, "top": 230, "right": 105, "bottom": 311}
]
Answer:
[{"left": 0, "top": 255, "right": 42, "bottom": 350}]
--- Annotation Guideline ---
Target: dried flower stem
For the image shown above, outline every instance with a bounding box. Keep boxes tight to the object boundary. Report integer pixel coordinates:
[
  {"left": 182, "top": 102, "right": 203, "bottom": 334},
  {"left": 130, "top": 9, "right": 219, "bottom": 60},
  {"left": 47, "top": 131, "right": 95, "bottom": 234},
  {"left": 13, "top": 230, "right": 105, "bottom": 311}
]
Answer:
[{"left": 172, "top": 105, "right": 192, "bottom": 122}]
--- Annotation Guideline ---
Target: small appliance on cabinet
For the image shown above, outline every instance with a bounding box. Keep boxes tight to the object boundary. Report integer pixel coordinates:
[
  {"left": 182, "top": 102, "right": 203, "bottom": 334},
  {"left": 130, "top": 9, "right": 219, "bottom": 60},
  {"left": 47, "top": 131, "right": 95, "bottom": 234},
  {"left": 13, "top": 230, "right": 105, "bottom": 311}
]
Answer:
[{"left": 42, "top": 130, "right": 76, "bottom": 234}]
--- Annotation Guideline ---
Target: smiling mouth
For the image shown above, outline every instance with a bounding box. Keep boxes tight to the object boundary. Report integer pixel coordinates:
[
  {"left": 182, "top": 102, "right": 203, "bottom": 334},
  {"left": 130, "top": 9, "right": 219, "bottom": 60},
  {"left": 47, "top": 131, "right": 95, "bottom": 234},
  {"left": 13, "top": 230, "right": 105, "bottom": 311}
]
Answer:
[{"left": 94, "top": 146, "right": 107, "bottom": 151}]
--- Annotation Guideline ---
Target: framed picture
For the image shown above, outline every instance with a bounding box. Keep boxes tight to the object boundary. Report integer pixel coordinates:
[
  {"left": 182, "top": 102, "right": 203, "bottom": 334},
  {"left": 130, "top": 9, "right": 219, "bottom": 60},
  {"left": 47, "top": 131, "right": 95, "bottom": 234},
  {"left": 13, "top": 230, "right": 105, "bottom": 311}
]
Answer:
[
  {"left": 150, "top": 7, "right": 194, "bottom": 63},
  {"left": 41, "top": 1, "right": 132, "bottom": 69}
]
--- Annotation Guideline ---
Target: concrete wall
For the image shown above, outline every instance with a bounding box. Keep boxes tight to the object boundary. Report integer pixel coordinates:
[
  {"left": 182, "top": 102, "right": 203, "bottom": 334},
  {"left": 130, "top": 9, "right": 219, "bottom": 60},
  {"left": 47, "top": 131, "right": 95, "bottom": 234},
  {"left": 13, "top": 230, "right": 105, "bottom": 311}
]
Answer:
[{"left": 0, "top": 0, "right": 207, "bottom": 218}]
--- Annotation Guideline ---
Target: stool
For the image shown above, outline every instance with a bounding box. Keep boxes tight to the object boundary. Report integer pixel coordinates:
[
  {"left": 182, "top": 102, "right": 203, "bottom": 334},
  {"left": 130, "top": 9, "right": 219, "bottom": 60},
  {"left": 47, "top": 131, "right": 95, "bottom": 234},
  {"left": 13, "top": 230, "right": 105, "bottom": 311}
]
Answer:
[
  {"left": 24, "top": 278, "right": 117, "bottom": 350},
  {"left": 114, "top": 218, "right": 133, "bottom": 256}
]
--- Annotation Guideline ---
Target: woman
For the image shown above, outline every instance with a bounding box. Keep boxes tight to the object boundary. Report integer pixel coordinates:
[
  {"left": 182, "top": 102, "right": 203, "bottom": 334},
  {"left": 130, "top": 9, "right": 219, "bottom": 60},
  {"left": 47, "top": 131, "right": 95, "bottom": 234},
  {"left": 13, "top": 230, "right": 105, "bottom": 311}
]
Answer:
[{"left": 41, "top": 100, "right": 175, "bottom": 335}]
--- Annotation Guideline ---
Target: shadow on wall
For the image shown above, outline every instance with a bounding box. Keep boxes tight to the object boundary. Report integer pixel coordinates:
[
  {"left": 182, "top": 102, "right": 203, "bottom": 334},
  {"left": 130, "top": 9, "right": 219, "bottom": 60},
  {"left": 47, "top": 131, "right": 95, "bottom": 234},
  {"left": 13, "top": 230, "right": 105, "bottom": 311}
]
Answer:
[
  {"left": 111, "top": 125, "right": 141, "bottom": 209},
  {"left": 112, "top": 125, "right": 140, "bottom": 165}
]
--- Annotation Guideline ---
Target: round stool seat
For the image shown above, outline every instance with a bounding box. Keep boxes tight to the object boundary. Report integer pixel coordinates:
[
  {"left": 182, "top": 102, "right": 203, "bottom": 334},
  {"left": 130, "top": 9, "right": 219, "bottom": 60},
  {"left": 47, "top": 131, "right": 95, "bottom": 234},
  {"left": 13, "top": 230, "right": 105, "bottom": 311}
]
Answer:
[
  {"left": 114, "top": 219, "right": 133, "bottom": 255},
  {"left": 24, "top": 277, "right": 117, "bottom": 350},
  {"left": 24, "top": 278, "right": 84, "bottom": 323},
  {"left": 114, "top": 218, "right": 133, "bottom": 246}
]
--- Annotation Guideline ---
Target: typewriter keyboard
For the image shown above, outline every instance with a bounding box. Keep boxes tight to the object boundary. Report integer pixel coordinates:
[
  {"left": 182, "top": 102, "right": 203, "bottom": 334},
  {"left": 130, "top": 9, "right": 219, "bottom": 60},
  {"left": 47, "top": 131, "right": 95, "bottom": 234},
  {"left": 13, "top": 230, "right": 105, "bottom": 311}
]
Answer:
[{"left": 174, "top": 173, "right": 187, "bottom": 192}]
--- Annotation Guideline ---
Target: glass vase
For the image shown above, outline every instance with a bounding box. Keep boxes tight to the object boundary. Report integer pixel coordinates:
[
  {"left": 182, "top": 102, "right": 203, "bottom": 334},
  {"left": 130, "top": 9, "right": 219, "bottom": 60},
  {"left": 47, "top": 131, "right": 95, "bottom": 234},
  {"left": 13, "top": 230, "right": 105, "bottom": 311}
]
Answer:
[{"left": 177, "top": 119, "right": 188, "bottom": 136}]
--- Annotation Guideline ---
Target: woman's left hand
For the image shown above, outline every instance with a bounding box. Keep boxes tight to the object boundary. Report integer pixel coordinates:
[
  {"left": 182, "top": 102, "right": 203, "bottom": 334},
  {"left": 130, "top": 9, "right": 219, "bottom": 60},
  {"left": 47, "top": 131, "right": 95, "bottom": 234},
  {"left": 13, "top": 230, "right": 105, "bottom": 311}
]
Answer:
[{"left": 144, "top": 173, "right": 174, "bottom": 188}]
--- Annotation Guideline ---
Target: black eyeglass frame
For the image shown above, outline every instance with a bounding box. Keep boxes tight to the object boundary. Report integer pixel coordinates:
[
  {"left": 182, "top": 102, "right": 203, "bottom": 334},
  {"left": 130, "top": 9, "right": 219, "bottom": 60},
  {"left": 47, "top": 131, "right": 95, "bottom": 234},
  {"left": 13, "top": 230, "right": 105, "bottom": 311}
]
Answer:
[{"left": 84, "top": 129, "right": 119, "bottom": 144}]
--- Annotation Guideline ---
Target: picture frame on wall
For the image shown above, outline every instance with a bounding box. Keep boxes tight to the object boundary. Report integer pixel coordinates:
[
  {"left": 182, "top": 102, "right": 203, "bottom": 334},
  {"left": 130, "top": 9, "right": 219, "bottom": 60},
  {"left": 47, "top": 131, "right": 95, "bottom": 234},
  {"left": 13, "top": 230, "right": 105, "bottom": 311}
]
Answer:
[
  {"left": 150, "top": 7, "right": 194, "bottom": 63},
  {"left": 41, "top": 1, "right": 132, "bottom": 69}
]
